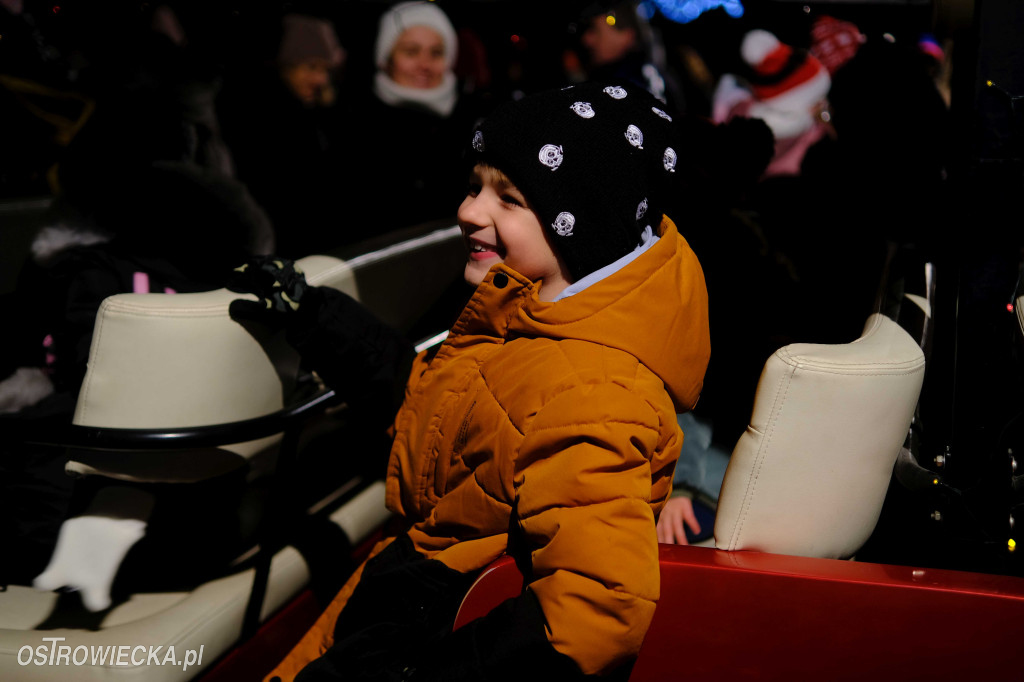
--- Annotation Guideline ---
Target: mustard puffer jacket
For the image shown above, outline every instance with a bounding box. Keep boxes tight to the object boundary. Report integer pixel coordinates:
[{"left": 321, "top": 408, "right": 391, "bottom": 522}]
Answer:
[{"left": 386, "top": 216, "right": 710, "bottom": 675}]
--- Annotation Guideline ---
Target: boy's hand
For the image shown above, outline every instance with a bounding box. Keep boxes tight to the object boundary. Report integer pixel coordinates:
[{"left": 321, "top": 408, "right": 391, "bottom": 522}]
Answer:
[
  {"left": 226, "top": 256, "right": 309, "bottom": 325},
  {"left": 656, "top": 496, "right": 702, "bottom": 545}
]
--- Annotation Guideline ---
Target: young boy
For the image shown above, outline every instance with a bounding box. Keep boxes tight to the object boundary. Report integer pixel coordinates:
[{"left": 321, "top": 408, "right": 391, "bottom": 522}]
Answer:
[{"left": 268, "top": 81, "right": 710, "bottom": 681}]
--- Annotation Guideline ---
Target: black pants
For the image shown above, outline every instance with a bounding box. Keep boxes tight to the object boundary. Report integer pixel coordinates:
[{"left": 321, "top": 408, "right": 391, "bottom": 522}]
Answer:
[{"left": 295, "top": 534, "right": 475, "bottom": 682}]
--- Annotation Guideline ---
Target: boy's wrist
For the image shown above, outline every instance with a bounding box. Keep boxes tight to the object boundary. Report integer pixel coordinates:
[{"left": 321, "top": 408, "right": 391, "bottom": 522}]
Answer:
[{"left": 669, "top": 485, "right": 696, "bottom": 499}]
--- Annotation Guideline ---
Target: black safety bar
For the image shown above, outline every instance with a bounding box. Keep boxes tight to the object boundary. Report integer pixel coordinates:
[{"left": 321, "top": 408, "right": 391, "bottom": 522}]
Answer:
[{"left": 10, "top": 387, "right": 341, "bottom": 451}]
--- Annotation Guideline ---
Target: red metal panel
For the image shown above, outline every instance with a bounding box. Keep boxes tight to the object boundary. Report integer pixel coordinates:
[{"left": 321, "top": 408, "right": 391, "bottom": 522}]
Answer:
[
  {"left": 454, "top": 545, "right": 1024, "bottom": 680},
  {"left": 453, "top": 555, "right": 522, "bottom": 629}
]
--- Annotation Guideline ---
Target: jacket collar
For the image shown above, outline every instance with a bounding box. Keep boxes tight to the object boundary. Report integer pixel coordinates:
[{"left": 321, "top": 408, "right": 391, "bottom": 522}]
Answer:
[
  {"left": 447, "top": 216, "right": 710, "bottom": 411},
  {"left": 445, "top": 266, "right": 534, "bottom": 349}
]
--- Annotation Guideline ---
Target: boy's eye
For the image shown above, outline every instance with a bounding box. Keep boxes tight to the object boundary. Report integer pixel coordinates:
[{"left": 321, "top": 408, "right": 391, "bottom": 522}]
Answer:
[
  {"left": 501, "top": 194, "right": 523, "bottom": 207},
  {"left": 466, "top": 183, "right": 482, "bottom": 197}
]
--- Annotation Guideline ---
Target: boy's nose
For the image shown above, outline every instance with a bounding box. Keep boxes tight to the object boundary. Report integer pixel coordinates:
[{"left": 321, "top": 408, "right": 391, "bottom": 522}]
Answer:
[{"left": 458, "top": 195, "right": 488, "bottom": 228}]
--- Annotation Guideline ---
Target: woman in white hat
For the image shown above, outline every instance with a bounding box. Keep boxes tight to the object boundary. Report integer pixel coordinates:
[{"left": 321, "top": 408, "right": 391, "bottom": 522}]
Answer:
[
  {"left": 373, "top": 1, "right": 461, "bottom": 117},
  {"left": 341, "top": 1, "right": 489, "bottom": 240}
]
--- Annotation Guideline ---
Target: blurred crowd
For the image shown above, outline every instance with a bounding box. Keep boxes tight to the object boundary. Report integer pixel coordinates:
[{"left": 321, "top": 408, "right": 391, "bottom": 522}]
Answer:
[{"left": 1, "top": 0, "right": 955, "bottom": 480}]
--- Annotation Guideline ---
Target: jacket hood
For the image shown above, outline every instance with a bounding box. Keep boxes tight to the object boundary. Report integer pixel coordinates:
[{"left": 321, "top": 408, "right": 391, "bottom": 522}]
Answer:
[{"left": 506, "top": 215, "right": 710, "bottom": 412}]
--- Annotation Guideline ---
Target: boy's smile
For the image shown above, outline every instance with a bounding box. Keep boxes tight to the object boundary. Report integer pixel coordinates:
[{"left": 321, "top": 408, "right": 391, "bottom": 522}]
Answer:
[
  {"left": 458, "top": 164, "right": 572, "bottom": 301},
  {"left": 466, "top": 233, "right": 503, "bottom": 261}
]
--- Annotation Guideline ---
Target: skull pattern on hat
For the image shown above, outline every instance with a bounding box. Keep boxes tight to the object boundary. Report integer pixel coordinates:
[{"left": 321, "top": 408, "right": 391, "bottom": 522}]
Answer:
[{"left": 467, "top": 81, "right": 680, "bottom": 282}]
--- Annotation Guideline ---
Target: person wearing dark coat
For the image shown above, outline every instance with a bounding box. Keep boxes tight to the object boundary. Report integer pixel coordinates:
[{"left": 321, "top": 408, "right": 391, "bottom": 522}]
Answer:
[
  {"left": 337, "top": 1, "right": 489, "bottom": 241},
  {"left": 577, "top": 0, "right": 686, "bottom": 115},
  {"left": 217, "top": 13, "right": 349, "bottom": 258}
]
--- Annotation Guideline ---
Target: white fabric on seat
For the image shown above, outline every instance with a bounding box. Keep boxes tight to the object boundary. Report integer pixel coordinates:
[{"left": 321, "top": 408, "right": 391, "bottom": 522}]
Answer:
[
  {"left": 32, "top": 487, "right": 155, "bottom": 613},
  {"left": 714, "top": 313, "right": 926, "bottom": 559}
]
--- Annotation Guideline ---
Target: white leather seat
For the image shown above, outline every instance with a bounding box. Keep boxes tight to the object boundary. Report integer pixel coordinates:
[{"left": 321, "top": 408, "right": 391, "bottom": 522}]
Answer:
[
  {"left": 0, "top": 544, "right": 308, "bottom": 681},
  {"left": 0, "top": 480, "right": 387, "bottom": 682},
  {"left": 714, "top": 313, "right": 926, "bottom": 559},
  {"left": 0, "top": 254, "right": 362, "bottom": 681},
  {"left": 0, "top": 225, "right": 465, "bottom": 680}
]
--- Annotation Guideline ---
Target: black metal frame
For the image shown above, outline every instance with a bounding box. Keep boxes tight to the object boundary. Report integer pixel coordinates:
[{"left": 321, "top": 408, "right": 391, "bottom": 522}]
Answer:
[{"left": 11, "top": 387, "right": 339, "bottom": 451}]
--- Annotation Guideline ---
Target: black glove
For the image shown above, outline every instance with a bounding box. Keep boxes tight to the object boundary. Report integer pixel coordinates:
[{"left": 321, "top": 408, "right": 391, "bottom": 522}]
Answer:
[
  {"left": 226, "top": 256, "right": 310, "bottom": 326},
  {"left": 226, "top": 256, "right": 415, "bottom": 415}
]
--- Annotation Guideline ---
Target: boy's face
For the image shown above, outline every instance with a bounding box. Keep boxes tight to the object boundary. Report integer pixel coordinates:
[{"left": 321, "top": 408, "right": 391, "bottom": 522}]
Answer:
[{"left": 458, "top": 164, "right": 572, "bottom": 301}]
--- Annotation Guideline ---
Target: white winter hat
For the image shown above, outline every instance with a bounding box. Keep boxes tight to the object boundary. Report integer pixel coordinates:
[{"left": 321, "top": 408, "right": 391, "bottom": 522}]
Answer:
[{"left": 374, "top": 1, "right": 458, "bottom": 71}]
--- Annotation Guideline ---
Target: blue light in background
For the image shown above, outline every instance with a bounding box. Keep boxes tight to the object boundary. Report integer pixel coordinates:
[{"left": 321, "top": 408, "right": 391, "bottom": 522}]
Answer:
[{"left": 646, "top": 0, "right": 744, "bottom": 24}]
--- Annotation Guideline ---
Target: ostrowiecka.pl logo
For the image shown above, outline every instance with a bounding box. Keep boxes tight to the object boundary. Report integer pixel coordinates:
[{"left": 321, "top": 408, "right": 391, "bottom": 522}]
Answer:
[{"left": 19, "top": 637, "right": 205, "bottom": 672}]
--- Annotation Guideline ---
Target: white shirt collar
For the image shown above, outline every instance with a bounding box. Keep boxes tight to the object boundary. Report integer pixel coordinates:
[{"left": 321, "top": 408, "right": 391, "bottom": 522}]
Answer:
[{"left": 553, "top": 225, "right": 659, "bottom": 302}]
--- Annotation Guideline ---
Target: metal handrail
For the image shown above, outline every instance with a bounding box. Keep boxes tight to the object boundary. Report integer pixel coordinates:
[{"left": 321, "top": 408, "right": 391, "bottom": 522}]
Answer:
[{"left": 9, "top": 387, "right": 341, "bottom": 451}]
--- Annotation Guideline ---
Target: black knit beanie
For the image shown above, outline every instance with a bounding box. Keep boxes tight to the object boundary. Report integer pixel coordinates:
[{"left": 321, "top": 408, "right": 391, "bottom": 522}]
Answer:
[{"left": 468, "top": 81, "right": 680, "bottom": 282}]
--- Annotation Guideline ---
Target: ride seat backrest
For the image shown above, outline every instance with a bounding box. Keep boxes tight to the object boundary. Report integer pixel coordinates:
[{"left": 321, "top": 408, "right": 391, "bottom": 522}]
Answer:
[
  {"left": 713, "top": 313, "right": 926, "bottom": 559},
  {"left": 67, "top": 254, "right": 359, "bottom": 482},
  {"left": 66, "top": 224, "right": 466, "bottom": 483}
]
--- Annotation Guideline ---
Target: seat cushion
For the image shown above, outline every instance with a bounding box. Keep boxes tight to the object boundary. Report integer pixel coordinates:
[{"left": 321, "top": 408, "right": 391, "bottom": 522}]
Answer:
[
  {"left": 0, "top": 481, "right": 392, "bottom": 681},
  {"left": 0, "top": 546, "right": 309, "bottom": 681}
]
